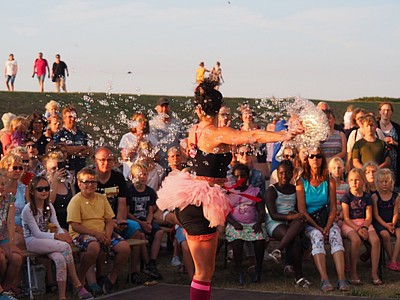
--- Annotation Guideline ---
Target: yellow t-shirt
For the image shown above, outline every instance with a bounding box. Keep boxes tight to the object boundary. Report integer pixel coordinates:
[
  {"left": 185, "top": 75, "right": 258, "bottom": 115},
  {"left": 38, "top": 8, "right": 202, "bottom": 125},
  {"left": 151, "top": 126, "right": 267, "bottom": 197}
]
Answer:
[
  {"left": 196, "top": 67, "right": 206, "bottom": 84},
  {"left": 67, "top": 192, "right": 115, "bottom": 239}
]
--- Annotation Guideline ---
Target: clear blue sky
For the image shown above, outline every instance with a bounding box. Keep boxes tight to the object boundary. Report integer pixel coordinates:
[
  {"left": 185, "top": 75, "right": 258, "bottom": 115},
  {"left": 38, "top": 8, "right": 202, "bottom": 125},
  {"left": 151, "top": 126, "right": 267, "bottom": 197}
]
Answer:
[{"left": 1, "top": 0, "right": 399, "bottom": 100}]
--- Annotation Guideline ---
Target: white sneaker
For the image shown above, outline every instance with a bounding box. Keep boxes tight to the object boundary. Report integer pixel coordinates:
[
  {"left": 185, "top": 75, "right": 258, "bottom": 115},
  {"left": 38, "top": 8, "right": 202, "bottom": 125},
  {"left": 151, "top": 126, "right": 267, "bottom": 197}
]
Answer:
[{"left": 171, "top": 256, "right": 181, "bottom": 267}]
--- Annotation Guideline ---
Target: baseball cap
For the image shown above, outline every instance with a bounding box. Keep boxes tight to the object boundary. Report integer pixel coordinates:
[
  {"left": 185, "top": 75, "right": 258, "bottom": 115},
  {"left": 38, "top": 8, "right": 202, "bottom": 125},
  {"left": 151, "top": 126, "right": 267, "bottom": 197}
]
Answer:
[{"left": 157, "top": 97, "right": 170, "bottom": 106}]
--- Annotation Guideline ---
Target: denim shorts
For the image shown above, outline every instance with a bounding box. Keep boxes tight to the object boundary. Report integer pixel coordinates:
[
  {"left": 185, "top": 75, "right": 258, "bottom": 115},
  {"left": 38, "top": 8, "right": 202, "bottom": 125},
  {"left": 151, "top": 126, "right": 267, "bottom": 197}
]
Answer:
[
  {"left": 6, "top": 75, "right": 15, "bottom": 84},
  {"left": 175, "top": 226, "right": 186, "bottom": 245}
]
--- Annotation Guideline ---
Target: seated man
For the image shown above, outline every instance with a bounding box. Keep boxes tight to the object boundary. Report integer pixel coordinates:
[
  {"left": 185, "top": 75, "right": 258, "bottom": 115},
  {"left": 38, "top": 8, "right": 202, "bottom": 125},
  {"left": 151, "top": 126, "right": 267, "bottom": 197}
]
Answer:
[
  {"left": 67, "top": 167, "right": 130, "bottom": 295},
  {"left": 94, "top": 146, "right": 143, "bottom": 284}
]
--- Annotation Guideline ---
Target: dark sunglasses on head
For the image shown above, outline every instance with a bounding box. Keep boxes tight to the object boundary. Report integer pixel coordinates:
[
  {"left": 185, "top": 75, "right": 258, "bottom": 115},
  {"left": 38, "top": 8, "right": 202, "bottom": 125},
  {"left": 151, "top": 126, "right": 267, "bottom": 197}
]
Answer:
[
  {"left": 239, "top": 151, "right": 253, "bottom": 156},
  {"left": 308, "top": 154, "right": 323, "bottom": 159},
  {"left": 35, "top": 186, "right": 50, "bottom": 192},
  {"left": 12, "top": 166, "right": 24, "bottom": 171},
  {"left": 283, "top": 154, "right": 296, "bottom": 159}
]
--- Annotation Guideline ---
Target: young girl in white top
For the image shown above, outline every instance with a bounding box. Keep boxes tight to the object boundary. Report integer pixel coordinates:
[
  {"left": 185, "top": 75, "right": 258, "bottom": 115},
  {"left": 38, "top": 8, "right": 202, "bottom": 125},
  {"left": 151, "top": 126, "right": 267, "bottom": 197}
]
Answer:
[
  {"left": 22, "top": 176, "right": 93, "bottom": 300},
  {"left": 372, "top": 168, "right": 400, "bottom": 271}
]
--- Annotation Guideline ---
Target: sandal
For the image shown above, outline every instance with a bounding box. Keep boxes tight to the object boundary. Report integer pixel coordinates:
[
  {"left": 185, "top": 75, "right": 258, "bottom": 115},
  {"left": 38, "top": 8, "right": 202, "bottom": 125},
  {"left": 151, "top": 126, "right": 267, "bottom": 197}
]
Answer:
[
  {"left": 268, "top": 249, "right": 282, "bottom": 264},
  {"left": 387, "top": 262, "right": 400, "bottom": 272},
  {"left": 372, "top": 279, "right": 383, "bottom": 286},
  {"left": 295, "top": 277, "right": 312, "bottom": 288},
  {"left": 349, "top": 279, "right": 363, "bottom": 286},
  {"left": 337, "top": 279, "right": 350, "bottom": 291},
  {"left": 320, "top": 279, "right": 334, "bottom": 292},
  {"left": 283, "top": 265, "right": 295, "bottom": 276}
]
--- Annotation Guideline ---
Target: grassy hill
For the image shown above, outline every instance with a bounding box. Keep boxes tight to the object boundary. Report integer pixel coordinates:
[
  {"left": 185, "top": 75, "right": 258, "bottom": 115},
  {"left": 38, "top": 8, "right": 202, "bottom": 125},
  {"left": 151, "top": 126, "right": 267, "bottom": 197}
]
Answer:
[{"left": 1, "top": 91, "right": 399, "bottom": 149}]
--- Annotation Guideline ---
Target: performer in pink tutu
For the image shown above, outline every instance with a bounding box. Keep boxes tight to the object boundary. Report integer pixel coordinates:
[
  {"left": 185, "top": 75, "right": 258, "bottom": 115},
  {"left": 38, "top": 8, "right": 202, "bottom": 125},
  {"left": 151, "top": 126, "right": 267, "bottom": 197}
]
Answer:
[{"left": 157, "top": 79, "right": 303, "bottom": 300}]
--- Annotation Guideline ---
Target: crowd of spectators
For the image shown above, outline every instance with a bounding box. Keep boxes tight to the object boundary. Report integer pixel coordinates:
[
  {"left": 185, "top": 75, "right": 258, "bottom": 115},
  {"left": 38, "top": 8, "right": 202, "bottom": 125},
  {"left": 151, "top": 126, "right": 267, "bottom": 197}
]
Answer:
[{"left": 0, "top": 96, "right": 399, "bottom": 299}]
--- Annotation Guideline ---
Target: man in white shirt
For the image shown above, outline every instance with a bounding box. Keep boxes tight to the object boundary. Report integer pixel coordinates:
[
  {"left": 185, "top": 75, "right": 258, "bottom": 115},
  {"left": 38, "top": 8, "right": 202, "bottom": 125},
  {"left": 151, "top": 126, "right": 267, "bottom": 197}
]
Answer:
[{"left": 4, "top": 54, "right": 18, "bottom": 92}]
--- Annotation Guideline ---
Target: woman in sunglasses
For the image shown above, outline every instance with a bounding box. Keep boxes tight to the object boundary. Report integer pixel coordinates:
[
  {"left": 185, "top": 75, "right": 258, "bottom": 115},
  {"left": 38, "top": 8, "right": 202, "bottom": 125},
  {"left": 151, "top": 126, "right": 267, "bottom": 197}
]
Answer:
[
  {"left": 21, "top": 176, "right": 93, "bottom": 300},
  {"left": 296, "top": 148, "right": 349, "bottom": 292}
]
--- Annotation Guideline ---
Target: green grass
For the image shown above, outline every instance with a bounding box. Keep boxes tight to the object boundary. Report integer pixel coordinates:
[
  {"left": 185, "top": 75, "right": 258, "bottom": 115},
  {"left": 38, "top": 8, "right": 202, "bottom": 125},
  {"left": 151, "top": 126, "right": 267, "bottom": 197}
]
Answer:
[{"left": 1, "top": 91, "right": 400, "bottom": 151}]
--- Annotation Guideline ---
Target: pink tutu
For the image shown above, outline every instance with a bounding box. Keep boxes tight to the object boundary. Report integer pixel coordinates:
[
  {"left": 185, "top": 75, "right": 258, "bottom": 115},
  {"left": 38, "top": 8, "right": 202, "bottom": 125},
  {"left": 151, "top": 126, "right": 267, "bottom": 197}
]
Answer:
[{"left": 157, "top": 171, "right": 232, "bottom": 228}]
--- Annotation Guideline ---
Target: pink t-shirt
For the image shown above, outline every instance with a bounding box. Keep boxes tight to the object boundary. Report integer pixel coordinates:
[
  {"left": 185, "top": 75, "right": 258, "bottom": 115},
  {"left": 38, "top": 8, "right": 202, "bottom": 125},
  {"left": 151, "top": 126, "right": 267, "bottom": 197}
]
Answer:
[
  {"left": 229, "top": 185, "right": 260, "bottom": 224},
  {"left": 35, "top": 59, "right": 48, "bottom": 76}
]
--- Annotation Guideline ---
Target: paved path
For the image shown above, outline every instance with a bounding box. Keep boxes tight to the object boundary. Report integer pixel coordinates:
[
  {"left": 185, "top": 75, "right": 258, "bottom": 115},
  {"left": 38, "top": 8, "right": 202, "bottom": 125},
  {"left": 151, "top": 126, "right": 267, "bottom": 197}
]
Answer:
[{"left": 97, "top": 283, "right": 393, "bottom": 300}]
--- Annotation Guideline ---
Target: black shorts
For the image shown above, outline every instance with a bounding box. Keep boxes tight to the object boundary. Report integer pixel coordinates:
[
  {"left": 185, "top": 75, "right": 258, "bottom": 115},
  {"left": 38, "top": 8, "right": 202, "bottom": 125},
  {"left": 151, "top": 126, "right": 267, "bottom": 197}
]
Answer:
[{"left": 176, "top": 205, "right": 216, "bottom": 236}]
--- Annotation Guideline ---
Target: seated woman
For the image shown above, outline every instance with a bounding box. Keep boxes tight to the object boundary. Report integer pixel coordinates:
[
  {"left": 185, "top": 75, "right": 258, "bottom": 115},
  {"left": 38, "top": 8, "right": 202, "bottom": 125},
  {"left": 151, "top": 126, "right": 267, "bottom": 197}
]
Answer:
[
  {"left": 225, "top": 163, "right": 265, "bottom": 285},
  {"left": 42, "top": 151, "right": 75, "bottom": 230},
  {"left": 296, "top": 148, "right": 350, "bottom": 292},
  {"left": 0, "top": 170, "right": 22, "bottom": 298},
  {"left": 21, "top": 176, "right": 93, "bottom": 300},
  {"left": 118, "top": 112, "right": 157, "bottom": 179},
  {"left": 265, "top": 160, "right": 310, "bottom": 287}
]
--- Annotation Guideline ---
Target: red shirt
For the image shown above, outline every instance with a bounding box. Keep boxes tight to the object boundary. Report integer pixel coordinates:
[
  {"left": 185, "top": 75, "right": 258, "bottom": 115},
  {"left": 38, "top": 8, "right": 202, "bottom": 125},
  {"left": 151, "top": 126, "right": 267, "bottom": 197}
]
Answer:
[{"left": 35, "top": 58, "right": 48, "bottom": 76}]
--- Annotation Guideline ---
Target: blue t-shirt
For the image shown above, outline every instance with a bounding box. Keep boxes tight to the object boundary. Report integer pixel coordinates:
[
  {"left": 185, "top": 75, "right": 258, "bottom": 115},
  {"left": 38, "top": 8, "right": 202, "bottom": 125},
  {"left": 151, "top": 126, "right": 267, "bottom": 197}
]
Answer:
[
  {"left": 340, "top": 191, "right": 372, "bottom": 219},
  {"left": 302, "top": 178, "right": 329, "bottom": 214}
]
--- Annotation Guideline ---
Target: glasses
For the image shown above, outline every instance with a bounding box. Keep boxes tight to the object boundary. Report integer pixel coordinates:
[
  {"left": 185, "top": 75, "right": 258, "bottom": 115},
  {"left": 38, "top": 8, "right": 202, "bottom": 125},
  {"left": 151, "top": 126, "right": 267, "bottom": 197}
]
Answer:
[
  {"left": 308, "top": 154, "right": 323, "bottom": 159},
  {"left": 80, "top": 180, "right": 98, "bottom": 186},
  {"left": 12, "top": 166, "right": 24, "bottom": 171},
  {"left": 35, "top": 186, "right": 50, "bottom": 192},
  {"left": 283, "top": 154, "right": 296, "bottom": 159},
  {"left": 96, "top": 158, "right": 115, "bottom": 163},
  {"left": 22, "top": 160, "right": 29, "bottom": 164},
  {"left": 239, "top": 151, "right": 253, "bottom": 156}
]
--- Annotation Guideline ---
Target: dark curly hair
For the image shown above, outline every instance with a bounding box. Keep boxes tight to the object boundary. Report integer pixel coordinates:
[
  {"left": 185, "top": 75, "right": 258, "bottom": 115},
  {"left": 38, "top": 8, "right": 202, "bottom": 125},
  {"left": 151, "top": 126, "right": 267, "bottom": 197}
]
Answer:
[
  {"left": 277, "top": 160, "right": 294, "bottom": 173},
  {"left": 194, "top": 79, "right": 223, "bottom": 117},
  {"left": 231, "top": 163, "right": 250, "bottom": 178}
]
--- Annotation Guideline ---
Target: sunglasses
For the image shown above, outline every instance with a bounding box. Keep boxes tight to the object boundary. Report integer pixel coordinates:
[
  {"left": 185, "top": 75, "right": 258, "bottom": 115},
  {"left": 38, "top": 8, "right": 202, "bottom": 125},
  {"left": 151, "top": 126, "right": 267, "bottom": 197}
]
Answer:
[
  {"left": 12, "top": 166, "right": 24, "bottom": 171},
  {"left": 283, "top": 154, "right": 296, "bottom": 159},
  {"left": 80, "top": 180, "right": 98, "bottom": 186},
  {"left": 239, "top": 151, "right": 253, "bottom": 156},
  {"left": 22, "top": 160, "right": 29, "bottom": 164},
  {"left": 308, "top": 154, "right": 323, "bottom": 159},
  {"left": 35, "top": 186, "right": 50, "bottom": 192}
]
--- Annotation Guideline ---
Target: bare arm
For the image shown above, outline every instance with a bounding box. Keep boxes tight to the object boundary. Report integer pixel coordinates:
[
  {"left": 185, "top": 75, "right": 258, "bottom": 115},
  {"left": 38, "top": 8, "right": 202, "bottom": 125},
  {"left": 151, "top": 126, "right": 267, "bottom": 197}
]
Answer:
[
  {"left": 116, "top": 197, "right": 128, "bottom": 221},
  {"left": 352, "top": 158, "right": 363, "bottom": 169},
  {"left": 379, "top": 156, "right": 391, "bottom": 169},
  {"left": 334, "top": 132, "right": 347, "bottom": 159},
  {"left": 325, "top": 178, "right": 337, "bottom": 232},
  {"left": 341, "top": 202, "right": 357, "bottom": 230},
  {"left": 195, "top": 126, "right": 292, "bottom": 153}
]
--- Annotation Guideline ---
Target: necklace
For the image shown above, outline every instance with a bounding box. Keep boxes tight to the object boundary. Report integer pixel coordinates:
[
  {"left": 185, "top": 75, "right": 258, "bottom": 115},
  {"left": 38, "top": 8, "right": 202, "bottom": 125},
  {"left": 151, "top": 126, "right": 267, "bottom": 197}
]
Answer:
[{"left": 380, "top": 120, "right": 391, "bottom": 127}]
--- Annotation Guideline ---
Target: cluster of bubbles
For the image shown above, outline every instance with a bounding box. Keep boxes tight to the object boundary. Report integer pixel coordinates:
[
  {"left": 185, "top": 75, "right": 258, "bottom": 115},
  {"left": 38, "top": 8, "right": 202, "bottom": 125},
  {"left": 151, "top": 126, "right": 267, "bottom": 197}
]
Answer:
[
  {"left": 286, "top": 97, "right": 330, "bottom": 150},
  {"left": 72, "top": 91, "right": 328, "bottom": 158}
]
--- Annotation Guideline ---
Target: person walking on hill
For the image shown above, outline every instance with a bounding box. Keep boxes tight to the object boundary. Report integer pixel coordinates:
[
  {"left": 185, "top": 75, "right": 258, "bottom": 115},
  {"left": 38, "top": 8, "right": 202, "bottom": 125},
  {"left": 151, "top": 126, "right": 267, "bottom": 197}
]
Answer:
[
  {"left": 4, "top": 54, "right": 18, "bottom": 92},
  {"left": 52, "top": 54, "right": 69, "bottom": 93},
  {"left": 32, "top": 52, "right": 50, "bottom": 92},
  {"left": 195, "top": 62, "right": 209, "bottom": 85},
  {"left": 210, "top": 61, "right": 224, "bottom": 90}
]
